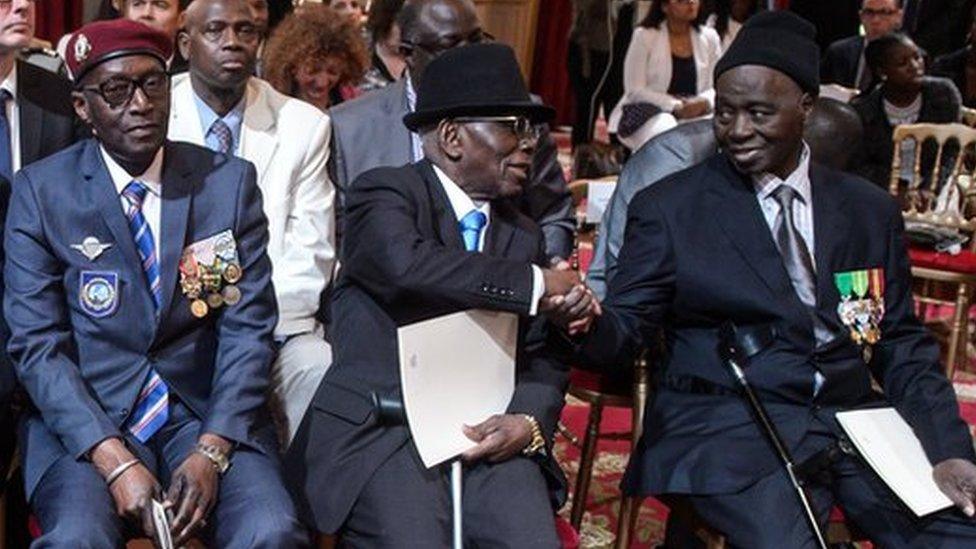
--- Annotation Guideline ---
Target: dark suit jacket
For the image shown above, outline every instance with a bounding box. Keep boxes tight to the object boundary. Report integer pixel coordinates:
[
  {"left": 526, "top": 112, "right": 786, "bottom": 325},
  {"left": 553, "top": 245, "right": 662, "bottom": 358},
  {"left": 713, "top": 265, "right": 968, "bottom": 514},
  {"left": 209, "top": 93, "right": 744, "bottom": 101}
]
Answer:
[
  {"left": 906, "top": 0, "right": 976, "bottom": 59},
  {"left": 327, "top": 80, "right": 574, "bottom": 260},
  {"left": 285, "top": 160, "right": 569, "bottom": 533},
  {"left": 575, "top": 153, "right": 975, "bottom": 497},
  {"left": 17, "top": 59, "right": 85, "bottom": 167},
  {"left": 931, "top": 47, "right": 974, "bottom": 107},
  {"left": 821, "top": 35, "right": 865, "bottom": 90},
  {"left": 5, "top": 140, "right": 279, "bottom": 498},
  {"left": 852, "top": 76, "right": 961, "bottom": 187}
]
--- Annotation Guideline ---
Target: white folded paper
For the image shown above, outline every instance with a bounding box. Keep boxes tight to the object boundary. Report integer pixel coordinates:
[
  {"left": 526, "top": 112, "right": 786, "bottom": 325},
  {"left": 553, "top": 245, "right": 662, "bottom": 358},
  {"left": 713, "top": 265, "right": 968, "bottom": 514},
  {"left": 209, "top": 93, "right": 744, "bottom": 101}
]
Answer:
[
  {"left": 152, "top": 499, "right": 174, "bottom": 549},
  {"left": 585, "top": 180, "right": 616, "bottom": 224},
  {"left": 398, "top": 309, "right": 519, "bottom": 468},
  {"left": 836, "top": 407, "right": 954, "bottom": 516}
]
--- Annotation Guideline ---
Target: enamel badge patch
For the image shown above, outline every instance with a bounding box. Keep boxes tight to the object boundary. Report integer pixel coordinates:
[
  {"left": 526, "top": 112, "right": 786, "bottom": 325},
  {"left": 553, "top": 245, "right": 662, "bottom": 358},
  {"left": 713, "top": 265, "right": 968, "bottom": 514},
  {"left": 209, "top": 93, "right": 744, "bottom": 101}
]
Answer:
[
  {"left": 834, "top": 268, "right": 885, "bottom": 347},
  {"left": 79, "top": 271, "right": 119, "bottom": 318}
]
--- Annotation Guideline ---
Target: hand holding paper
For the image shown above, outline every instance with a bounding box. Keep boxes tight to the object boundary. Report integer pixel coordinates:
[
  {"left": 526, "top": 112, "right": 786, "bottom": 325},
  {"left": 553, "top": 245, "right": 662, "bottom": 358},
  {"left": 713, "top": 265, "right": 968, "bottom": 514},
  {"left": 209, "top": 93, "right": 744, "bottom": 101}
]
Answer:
[
  {"left": 461, "top": 414, "right": 533, "bottom": 463},
  {"left": 933, "top": 458, "right": 976, "bottom": 517}
]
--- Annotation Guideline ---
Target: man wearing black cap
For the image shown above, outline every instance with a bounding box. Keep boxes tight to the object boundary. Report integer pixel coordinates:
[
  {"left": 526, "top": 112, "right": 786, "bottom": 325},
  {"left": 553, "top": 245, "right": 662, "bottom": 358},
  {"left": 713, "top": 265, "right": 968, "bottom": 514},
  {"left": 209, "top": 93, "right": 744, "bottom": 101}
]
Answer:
[
  {"left": 4, "top": 19, "right": 308, "bottom": 547},
  {"left": 569, "top": 10, "right": 976, "bottom": 546},
  {"left": 285, "top": 43, "right": 590, "bottom": 546}
]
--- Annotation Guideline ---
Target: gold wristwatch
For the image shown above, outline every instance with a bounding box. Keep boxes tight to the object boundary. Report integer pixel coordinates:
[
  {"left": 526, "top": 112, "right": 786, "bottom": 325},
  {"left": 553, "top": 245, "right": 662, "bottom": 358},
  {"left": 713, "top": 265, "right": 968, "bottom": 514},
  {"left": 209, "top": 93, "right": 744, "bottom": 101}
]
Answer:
[
  {"left": 521, "top": 414, "right": 546, "bottom": 456},
  {"left": 195, "top": 443, "right": 231, "bottom": 475}
]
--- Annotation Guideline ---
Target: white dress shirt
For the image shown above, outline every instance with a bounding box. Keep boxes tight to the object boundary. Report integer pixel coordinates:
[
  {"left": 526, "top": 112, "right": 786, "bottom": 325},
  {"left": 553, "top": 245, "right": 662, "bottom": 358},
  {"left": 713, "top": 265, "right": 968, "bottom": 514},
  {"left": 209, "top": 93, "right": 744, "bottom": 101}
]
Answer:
[
  {"left": 1, "top": 64, "right": 21, "bottom": 172},
  {"left": 100, "top": 145, "right": 164, "bottom": 259},
  {"left": 432, "top": 165, "right": 545, "bottom": 315}
]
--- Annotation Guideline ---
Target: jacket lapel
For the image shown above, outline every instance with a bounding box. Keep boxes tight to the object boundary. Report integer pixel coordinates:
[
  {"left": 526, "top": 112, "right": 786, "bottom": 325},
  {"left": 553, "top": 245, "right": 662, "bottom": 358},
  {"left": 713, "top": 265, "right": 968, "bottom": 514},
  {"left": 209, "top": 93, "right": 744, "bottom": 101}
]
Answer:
[
  {"left": 81, "top": 141, "right": 155, "bottom": 322},
  {"left": 485, "top": 202, "right": 517, "bottom": 257},
  {"left": 167, "top": 73, "right": 208, "bottom": 145},
  {"left": 155, "top": 143, "right": 194, "bottom": 323},
  {"left": 390, "top": 80, "right": 415, "bottom": 165},
  {"left": 811, "top": 163, "right": 853, "bottom": 310},
  {"left": 239, "top": 79, "right": 279, "bottom": 182},
  {"left": 16, "top": 61, "right": 43, "bottom": 166},
  {"left": 706, "top": 155, "right": 800, "bottom": 303},
  {"left": 418, "top": 160, "right": 464, "bottom": 250}
]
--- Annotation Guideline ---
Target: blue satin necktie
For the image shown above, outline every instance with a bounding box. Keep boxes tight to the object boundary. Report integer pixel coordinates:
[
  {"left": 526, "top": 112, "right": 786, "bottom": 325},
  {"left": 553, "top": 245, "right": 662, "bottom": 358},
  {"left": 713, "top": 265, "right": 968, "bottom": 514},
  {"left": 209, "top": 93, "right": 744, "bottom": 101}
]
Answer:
[{"left": 459, "top": 210, "right": 487, "bottom": 252}]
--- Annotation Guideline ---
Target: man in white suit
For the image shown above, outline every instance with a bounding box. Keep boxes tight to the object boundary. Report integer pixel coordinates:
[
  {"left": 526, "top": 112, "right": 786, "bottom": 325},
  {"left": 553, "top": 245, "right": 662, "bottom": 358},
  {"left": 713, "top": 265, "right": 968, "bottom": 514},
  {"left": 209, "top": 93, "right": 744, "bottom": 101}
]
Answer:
[{"left": 169, "top": 0, "right": 335, "bottom": 445}]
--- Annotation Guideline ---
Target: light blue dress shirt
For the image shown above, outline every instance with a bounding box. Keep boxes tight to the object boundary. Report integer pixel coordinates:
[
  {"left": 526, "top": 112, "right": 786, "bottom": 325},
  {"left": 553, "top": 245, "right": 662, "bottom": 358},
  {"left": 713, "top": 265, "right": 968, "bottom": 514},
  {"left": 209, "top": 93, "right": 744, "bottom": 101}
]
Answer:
[{"left": 192, "top": 92, "right": 246, "bottom": 156}]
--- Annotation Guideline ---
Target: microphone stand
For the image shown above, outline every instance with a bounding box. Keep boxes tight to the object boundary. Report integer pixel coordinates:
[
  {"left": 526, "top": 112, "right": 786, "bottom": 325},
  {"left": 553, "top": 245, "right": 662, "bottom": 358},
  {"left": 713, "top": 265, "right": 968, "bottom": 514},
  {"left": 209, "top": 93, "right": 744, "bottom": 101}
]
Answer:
[{"left": 718, "top": 322, "right": 828, "bottom": 549}]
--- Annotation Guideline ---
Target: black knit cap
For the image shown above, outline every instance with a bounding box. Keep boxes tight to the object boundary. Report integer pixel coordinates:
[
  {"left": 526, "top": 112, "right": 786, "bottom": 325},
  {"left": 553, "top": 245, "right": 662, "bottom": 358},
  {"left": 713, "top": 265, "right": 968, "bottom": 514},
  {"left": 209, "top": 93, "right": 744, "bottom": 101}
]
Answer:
[{"left": 713, "top": 10, "right": 820, "bottom": 95}]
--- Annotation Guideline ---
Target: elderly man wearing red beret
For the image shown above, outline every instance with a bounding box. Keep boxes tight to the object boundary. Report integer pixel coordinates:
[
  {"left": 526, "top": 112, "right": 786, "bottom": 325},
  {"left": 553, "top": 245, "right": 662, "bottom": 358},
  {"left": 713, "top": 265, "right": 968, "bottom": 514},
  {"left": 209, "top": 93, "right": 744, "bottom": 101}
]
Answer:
[{"left": 4, "top": 19, "right": 308, "bottom": 547}]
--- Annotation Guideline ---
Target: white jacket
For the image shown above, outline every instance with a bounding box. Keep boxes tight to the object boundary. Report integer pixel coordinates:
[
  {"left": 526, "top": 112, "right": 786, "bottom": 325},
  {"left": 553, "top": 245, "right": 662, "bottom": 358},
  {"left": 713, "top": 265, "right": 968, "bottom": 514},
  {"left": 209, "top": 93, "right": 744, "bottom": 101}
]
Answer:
[
  {"left": 609, "top": 24, "right": 723, "bottom": 132},
  {"left": 168, "top": 74, "right": 336, "bottom": 337}
]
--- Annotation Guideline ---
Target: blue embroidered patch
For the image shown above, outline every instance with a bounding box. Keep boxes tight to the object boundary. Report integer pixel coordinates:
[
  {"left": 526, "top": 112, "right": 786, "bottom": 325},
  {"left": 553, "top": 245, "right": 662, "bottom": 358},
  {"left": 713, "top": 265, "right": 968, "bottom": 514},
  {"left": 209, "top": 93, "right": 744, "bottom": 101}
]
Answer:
[{"left": 79, "top": 271, "right": 119, "bottom": 318}]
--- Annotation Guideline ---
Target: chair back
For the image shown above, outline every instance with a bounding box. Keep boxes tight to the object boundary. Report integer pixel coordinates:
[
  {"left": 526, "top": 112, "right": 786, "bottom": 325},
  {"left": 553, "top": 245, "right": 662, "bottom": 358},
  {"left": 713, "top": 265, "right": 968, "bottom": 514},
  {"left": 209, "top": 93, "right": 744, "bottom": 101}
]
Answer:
[
  {"left": 890, "top": 123, "right": 976, "bottom": 246},
  {"left": 962, "top": 107, "right": 976, "bottom": 128}
]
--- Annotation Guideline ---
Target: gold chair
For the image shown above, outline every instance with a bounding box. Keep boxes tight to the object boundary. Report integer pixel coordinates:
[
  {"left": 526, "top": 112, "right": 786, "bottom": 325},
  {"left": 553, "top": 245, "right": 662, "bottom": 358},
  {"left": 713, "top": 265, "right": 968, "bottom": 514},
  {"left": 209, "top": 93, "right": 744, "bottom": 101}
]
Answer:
[
  {"left": 889, "top": 123, "right": 976, "bottom": 379},
  {"left": 962, "top": 107, "right": 976, "bottom": 128}
]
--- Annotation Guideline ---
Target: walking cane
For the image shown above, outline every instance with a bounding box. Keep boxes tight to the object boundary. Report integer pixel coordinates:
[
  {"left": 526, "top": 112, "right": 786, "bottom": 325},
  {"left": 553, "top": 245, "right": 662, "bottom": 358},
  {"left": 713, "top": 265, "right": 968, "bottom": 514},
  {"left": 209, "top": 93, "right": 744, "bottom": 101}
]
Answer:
[
  {"left": 373, "top": 391, "right": 463, "bottom": 549},
  {"left": 718, "top": 322, "right": 828, "bottom": 549}
]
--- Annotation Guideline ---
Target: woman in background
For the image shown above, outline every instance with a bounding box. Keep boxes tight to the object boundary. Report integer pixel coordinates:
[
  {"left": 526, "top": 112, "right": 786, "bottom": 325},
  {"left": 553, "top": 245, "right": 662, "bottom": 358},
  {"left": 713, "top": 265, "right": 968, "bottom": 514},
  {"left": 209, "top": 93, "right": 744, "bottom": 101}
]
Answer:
[
  {"left": 263, "top": 4, "right": 369, "bottom": 111},
  {"left": 706, "top": 0, "right": 763, "bottom": 52},
  {"left": 609, "top": 0, "right": 721, "bottom": 151},
  {"left": 360, "top": 0, "right": 406, "bottom": 93},
  {"left": 854, "top": 32, "right": 962, "bottom": 187}
]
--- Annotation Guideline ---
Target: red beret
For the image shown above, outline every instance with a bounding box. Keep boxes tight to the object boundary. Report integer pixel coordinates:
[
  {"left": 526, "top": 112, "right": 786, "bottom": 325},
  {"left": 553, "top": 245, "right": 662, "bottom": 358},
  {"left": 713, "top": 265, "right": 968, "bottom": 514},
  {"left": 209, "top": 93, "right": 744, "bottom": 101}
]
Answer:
[{"left": 64, "top": 20, "right": 173, "bottom": 83}]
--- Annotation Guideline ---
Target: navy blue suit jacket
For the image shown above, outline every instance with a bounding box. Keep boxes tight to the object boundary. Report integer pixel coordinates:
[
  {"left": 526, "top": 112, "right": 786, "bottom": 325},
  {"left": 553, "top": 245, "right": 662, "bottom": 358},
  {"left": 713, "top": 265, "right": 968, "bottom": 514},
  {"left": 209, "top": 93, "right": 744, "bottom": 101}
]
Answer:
[
  {"left": 577, "top": 153, "right": 975, "bottom": 497},
  {"left": 5, "top": 139, "right": 278, "bottom": 497}
]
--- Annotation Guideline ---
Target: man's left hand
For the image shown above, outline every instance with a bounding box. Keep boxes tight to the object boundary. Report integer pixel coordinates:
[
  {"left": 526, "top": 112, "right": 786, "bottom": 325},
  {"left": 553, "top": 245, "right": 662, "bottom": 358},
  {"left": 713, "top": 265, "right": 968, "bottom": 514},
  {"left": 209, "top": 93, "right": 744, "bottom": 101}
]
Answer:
[
  {"left": 167, "top": 435, "right": 229, "bottom": 544},
  {"left": 461, "top": 414, "right": 533, "bottom": 463},
  {"left": 933, "top": 458, "right": 976, "bottom": 517}
]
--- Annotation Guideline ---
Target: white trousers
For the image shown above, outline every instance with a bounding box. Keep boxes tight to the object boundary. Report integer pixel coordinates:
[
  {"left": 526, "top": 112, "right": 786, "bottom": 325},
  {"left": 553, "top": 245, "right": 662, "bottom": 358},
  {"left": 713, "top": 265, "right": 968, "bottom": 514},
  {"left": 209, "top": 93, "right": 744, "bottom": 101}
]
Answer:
[{"left": 269, "top": 328, "right": 332, "bottom": 448}]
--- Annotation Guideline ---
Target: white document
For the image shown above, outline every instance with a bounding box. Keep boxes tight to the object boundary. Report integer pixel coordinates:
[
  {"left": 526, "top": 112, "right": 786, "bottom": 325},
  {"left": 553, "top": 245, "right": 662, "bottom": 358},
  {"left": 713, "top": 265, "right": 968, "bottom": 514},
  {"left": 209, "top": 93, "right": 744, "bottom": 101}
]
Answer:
[
  {"left": 398, "top": 309, "right": 519, "bottom": 468},
  {"left": 836, "top": 408, "right": 953, "bottom": 516},
  {"left": 151, "top": 499, "right": 174, "bottom": 549},
  {"left": 585, "top": 180, "right": 616, "bottom": 224}
]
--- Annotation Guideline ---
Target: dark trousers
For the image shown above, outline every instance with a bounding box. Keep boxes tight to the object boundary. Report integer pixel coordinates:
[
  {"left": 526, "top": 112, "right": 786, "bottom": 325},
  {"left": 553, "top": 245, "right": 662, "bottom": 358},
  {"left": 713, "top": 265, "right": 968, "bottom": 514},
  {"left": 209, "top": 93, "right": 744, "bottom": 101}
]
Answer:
[
  {"left": 688, "top": 419, "right": 976, "bottom": 548},
  {"left": 567, "top": 42, "right": 623, "bottom": 146},
  {"left": 340, "top": 441, "right": 560, "bottom": 548},
  {"left": 29, "top": 401, "right": 310, "bottom": 548}
]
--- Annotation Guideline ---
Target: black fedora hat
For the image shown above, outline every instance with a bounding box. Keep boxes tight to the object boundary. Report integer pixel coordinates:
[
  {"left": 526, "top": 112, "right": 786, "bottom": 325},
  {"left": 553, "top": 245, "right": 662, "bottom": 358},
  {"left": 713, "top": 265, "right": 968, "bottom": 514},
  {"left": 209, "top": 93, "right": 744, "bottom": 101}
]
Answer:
[{"left": 403, "top": 43, "right": 555, "bottom": 131}]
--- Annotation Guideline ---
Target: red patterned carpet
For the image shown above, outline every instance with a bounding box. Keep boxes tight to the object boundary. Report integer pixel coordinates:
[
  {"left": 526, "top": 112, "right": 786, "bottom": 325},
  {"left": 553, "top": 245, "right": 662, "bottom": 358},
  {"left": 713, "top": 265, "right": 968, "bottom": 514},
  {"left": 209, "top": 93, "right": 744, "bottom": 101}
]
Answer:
[{"left": 554, "top": 372, "right": 976, "bottom": 548}]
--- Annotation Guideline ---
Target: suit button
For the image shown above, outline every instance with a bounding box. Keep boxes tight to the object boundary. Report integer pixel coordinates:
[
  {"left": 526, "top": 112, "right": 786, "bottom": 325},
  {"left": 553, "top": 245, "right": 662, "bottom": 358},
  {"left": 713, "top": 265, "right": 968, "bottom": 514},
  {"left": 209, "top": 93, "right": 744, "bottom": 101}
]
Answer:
[
  {"left": 481, "top": 284, "right": 490, "bottom": 292},
  {"left": 120, "top": 408, "right": 129, "bottom": 417}
]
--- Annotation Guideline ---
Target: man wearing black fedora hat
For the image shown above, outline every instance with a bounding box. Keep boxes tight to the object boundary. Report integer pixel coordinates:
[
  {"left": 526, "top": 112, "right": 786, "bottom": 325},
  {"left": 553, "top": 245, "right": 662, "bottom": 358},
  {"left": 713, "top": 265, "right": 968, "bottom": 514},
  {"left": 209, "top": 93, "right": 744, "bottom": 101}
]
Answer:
[
  {"left": 567, "top": 10, "right": 976, "bottom": 547},
  {"left": 284, "top": 43, "right": 594, "bottom": 545}
]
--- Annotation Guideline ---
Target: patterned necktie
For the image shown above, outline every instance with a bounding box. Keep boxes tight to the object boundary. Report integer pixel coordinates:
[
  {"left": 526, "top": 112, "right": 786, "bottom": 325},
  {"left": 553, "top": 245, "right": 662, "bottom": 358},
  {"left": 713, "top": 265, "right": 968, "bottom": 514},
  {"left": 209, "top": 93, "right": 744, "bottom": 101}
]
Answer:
[
  {"left": 0, "top": 89, "right": 13, "bottom": 181},
  {"left": 121, "top": 180, "right": 169, "bottom": 442},
  {"left": 459, "top": 210, "right": 487, "bottom": 252},
  {"left": 209, "top": 118, "right": 233, "bottom": 154},
  {"left": 772, "top": 185, "right": 831, "bottom": 345}
]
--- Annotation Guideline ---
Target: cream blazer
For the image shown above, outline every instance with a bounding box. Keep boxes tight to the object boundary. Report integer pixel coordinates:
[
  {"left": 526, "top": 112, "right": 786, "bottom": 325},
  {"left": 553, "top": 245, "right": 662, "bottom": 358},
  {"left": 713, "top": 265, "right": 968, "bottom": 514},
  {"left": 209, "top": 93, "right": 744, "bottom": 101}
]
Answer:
[
  {"left": 609, "top": 24, "right": 722, "bottom": 132},
  {"left": 168, "top": 74, "right": 336, "bottom": 337}
]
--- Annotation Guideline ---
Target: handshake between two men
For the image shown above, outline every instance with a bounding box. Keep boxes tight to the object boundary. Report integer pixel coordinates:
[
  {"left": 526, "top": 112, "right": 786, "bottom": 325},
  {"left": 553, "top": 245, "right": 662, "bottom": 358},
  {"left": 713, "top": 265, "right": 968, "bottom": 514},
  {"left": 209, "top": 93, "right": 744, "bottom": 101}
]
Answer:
[{"left": 539, "top": 260, "right": 602, "bottom": 336}]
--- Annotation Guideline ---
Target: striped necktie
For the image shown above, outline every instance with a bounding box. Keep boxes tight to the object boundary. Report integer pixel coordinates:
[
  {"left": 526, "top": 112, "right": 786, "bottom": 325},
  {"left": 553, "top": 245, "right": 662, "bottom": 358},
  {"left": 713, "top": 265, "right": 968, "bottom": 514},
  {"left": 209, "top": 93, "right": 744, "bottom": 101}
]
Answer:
[
  {"left": 121, "top": 180, "right": 169, "bottom": 442},
  {"left": 209, "top": 119, "right": 233, "bottom": 155}
]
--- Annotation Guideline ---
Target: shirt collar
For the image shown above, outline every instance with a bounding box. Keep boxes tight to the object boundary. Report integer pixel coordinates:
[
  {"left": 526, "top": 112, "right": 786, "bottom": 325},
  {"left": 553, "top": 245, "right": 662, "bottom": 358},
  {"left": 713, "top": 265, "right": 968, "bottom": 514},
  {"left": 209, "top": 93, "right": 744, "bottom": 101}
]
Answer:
[
  {"left": 100, "top": 145, "right": 164, "bottom": 198},
  {"left": 432, "top": 164, "right": 491, "bottom": 221},
  {"left": 192, "top": 91, "right": 247, "bottom": 148},
  {"left": 405, "top": 73, "right": 416, "bottom": 112},
  {"left": 753, "top": 143, "right": 812, "bottom": 205},
  {"left": 1, "top": 62, "right": 17, "bottom": 100}
]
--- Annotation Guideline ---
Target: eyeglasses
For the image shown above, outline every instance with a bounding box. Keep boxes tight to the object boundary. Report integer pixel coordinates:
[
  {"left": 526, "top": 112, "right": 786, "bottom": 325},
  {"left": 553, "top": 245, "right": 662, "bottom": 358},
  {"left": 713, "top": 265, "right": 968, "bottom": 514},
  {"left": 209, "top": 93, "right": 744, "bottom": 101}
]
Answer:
[
  {"left": 81, "top": 71, "right": 170, "bottom": 109},
  {"left": 400, "top": 29, "right": 494, "bottom": 57},
  {"left": 860, "top": 8, "right": 900, "bottom": 17},
  {"left": 453, "top": 116, "right": 541, "bottom": 143},
  {"left": 667, "top": 0, "right": 699, "bottom": 4}
]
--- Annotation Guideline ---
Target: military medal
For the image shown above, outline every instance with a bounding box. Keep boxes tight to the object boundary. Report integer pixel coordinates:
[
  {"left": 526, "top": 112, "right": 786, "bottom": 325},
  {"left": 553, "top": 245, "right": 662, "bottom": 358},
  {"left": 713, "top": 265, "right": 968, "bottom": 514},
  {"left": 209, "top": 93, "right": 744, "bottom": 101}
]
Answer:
[
  {"left": 221, "top": 285, "right": 241, "bottom": 305},
  {"left": 834, "top": 268, "right": 885, "bottom": 358},
  {"left": 223, "top": 264, "right": 242, "bottom": 284},
  {"left": 207, "top": 292, "right": 224, "bottom": 309},
  {"left": 190, "top": 299, "right": 209, "bottom": 318}
]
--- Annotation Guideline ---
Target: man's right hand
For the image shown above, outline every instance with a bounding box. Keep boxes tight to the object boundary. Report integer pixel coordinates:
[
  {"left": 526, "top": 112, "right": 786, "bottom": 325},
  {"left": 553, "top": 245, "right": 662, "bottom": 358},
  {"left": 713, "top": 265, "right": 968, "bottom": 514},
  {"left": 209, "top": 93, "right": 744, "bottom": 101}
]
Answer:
[
  {"left": 91, "top": 437, "right": 164, "bottom": 538},
  {"left": 542, "top": 267, "right": 580, "bottom": 297}
]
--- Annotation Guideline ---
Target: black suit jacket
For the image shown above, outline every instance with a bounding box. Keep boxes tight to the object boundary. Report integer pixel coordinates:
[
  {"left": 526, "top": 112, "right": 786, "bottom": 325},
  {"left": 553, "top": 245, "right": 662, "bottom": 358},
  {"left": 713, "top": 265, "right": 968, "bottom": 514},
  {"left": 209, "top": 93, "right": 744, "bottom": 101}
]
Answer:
[
  {"left": 852, "top": 76, "right": 961, "bottom": 187},
  {"left": 17, "top": 59, "right": 85, "bottom": 167},
  {"left": 575, "top": 153, "right": 975, "bottom": 497},
  {"left": 931, "top": 47, "right": 973, "bottom": 106},
  {"left": 285, "top": 160, "right": 569, "bottom": 533},
  {"left": 906, "top": 0, "right": 976, "bottom": 59},
  {"left": 821, "top": 35, "right": 865, "bottom": 90}
]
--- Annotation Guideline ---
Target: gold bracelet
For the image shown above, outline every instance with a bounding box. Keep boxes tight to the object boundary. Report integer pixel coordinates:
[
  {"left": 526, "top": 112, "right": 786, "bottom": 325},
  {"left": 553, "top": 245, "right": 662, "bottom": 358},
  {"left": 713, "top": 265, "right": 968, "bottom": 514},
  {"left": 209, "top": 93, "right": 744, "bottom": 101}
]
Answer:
[
  {"left": 105, "top": 459, "right": 141, "bottom": 486},
  {"left": 521, "top": 414, "right": 546, "bottom": 456}
]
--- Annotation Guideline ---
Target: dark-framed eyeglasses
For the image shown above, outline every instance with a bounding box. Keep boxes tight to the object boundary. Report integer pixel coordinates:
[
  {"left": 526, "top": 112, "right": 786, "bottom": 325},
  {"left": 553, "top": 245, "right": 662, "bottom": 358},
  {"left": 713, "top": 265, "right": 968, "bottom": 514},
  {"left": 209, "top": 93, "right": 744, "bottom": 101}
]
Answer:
[
  {"left": 860, "top": 7, "right": 900, "bottom": 17},
  {"left": 453, "top": 115, "right": 541, "bottom": 143},
  {"left": 80, "top": 71, "right": 170, "bottom": 109},
  {"left": 399, "top": 29, "right": 494, "bottom": 57}
]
